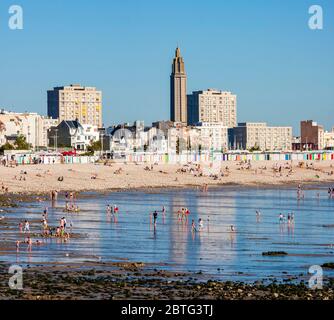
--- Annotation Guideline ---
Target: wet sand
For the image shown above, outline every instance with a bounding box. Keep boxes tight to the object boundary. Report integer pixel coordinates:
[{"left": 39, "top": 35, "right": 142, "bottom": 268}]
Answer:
[{"left": 0, "top": 160, "right": 333, "bottom": 195}]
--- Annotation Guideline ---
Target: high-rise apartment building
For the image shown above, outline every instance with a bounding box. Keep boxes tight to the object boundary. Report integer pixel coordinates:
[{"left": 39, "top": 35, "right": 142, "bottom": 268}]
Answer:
[
  {"left": 47, "top": 84, "right": 103, "bottom": 127},
  {"left": 187, "top": 89, "right": 237, "bottom": 128},
  {"left": 170, "top": 47, "right": 187, "bottom": 124}
]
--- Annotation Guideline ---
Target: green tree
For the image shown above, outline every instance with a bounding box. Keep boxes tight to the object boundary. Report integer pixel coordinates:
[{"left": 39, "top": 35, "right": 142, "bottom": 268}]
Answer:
[
  {"left": 248, "top": 145, "right": 261, "bottom": 152},
  {"left": 15, "top": 135, "right": 32, "bottom": 150},
  {"left": 0, "top": 142, "right": 15, "bottom": 152},
  {"left": 86, "top": 140, "right": 102, "bottom": 155}
]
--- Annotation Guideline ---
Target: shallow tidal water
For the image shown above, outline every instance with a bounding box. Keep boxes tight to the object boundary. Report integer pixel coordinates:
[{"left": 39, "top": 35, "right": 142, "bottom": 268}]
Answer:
[{"left": 2, "top": 185, "right": 334, "bottom": 283}]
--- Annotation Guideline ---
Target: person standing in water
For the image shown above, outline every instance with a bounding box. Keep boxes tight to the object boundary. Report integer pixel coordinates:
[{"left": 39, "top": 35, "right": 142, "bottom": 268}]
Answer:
[
  {"left": 198, "top": 218, "right": 204, "bottom": 231},
  {"left": 191, "top": 219, "right": 196, "bottom": 232},
  {"left": 24, "top": 220, "right": 30, "bottom": 233},
  {"left": 153, "top": 210, "right": 158, "bottom": 226}
]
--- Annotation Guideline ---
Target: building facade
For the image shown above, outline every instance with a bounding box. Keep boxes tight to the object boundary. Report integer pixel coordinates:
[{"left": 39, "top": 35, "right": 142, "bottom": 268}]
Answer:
[
  {"left": 300, "top": 120, "right": 324, "bottom": 150},
  {"left": 0, "top": 109, "right": 58, "bottom": 149},
  {"left": 187, "top": 89, "right": 237, "bottom": 128},
  {"left": 195, "top": 122, "right": 229, "bottom": 152},
  {"left": 324, "top": 128, "right": 334, "bottom": 149},
  {"left": 48, "top": 120, "right": 99, "bottom": 151},
  {"left": 170, "top": 47, "right": 187, "bottom": 124},
  {"left": 48, "top": 84, "right": 103, "bottom": 128},
  {"left": 229, "top": 122, "right": 292, "bottom": 151}
]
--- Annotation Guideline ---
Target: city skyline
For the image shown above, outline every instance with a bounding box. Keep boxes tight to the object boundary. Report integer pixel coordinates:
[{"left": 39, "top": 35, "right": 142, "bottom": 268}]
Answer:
[{"left": 0, "top": 0, "right": 333, "bottom": 133}]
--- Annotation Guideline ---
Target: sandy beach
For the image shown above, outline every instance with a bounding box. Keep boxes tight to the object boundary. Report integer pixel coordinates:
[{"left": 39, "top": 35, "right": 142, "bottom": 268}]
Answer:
[{"left": 0, "top": 160, "right": 334, "bottom": 195}]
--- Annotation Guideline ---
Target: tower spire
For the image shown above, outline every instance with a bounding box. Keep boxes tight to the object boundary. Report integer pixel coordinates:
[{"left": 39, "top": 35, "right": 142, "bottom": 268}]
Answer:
[{"left": 170, "top": 47, "right": 187, "bottom": 124}]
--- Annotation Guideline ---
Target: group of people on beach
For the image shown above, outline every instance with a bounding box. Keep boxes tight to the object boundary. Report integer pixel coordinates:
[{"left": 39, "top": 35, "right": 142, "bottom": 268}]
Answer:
[
  {"left": 64, "top": 191, "right": 80, "bottom": 212},
  {"left": 16, "top": 197, "right": 74, "bottom": 252},
  {"left": 278, "top": 212, "right": 295, "bottom": 224},
  {"left": 17, "top": 217, "right": 46, "bottom": 252},
  {"left": 176, "top": 207, "right": 191, "bottom": 224},
  {"left": 106, "top": 204, "right": 120, "bottom": 222},
  {"left": 150, "top": 207, "right": 166, "bottom": 227},
  {"left": 148, "top": 205, "right": 215, "bottom": 235},
  {"left": 1, "top": 183, "right": 9, "bottom": 193}
]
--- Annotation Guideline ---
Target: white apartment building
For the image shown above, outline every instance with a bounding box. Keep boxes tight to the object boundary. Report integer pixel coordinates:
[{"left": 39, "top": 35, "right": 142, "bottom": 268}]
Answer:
[
  {"left": 187, "top": 89, "right": 237, "bottom": 128},
  {"left": 0, "top": 109, "right": 58, "bottom": 149},
  {"left": 167, "top": 126, "right": 199, "bottom": 154},
  {"left": 232, "top": 122, "right": 292, "bottom": 151},
  {"left": 48, "top": 84, "right": 103, "bottom": 127},
  {"left": 324, "top": 128, "right": 334, "bottom": 149},
  {"left": 195, "top": 122, "right": 229, "bottom": 152}
]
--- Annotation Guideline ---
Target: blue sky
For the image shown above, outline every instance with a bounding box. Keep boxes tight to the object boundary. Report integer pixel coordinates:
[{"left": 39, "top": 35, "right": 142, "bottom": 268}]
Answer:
[{"left": 0, "top": 0, "right": 333, "bottom": 133}]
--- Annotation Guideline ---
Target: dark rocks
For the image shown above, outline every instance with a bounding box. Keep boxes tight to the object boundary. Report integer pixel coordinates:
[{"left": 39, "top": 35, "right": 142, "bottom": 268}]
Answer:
[
  {"left": 322, "top": 263, "right": 334, "bottom": 269},
  {"left": 262, "top": 251, "right": 288, "bottom": 256}
]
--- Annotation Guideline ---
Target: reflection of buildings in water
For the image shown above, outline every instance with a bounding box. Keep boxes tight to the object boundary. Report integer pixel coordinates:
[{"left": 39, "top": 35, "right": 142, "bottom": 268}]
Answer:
[
  {"left": 167, "top": 193, "right": 194, "bottom": 266},
  {"left": 167, "top": 191, "right": 238, "bottom": 268}
]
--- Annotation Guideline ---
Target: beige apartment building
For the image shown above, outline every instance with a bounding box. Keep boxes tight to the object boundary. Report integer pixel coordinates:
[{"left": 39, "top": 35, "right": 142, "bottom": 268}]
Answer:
[
  {"left": 0, "top": 109, "right": 58, "bottom": 148},
  {"left": 48, "top": 84, "right": 102, "bottom": 127},
  {"left": 231, "top": 122, "right": 292, "bottom": 151},
  {"left": 324, "top": 128, "right": 334, "bottom": 149},
  {"left": 187, "top": 89, "right": 237, "bottom": 128}
]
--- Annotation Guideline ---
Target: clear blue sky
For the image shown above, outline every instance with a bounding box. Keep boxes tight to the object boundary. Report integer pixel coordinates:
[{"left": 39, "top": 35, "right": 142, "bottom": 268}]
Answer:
[{"left": 0, "top": 0, "right": 333, "bottom": 133}]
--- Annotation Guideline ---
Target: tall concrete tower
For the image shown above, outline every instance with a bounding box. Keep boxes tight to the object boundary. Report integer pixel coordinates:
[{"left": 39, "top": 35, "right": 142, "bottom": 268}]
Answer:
[{"left": 170, "top": 47, "right": 187, "bottom": 124}]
